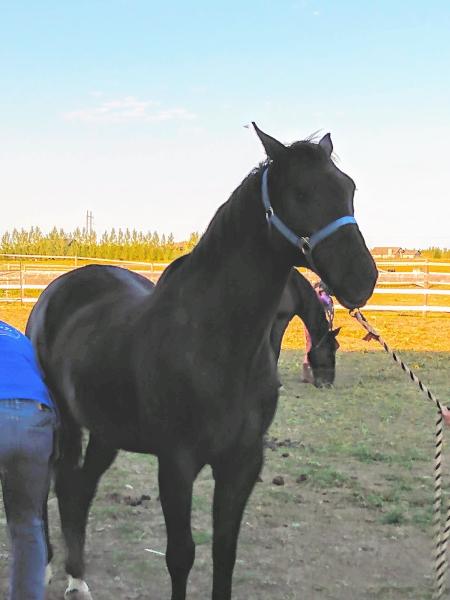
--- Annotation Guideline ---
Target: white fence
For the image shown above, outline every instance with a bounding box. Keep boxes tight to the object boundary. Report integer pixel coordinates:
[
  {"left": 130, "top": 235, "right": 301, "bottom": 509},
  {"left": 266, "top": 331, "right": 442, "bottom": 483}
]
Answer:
[
  {"left": 335, "top": 304, "right": 450, "bottom": 314},
  {"left": 1, "top": 255, "right": 450, "bottom": 313},
  {"left": 2, "top": 287, "right": 449, "bottom": 312}
]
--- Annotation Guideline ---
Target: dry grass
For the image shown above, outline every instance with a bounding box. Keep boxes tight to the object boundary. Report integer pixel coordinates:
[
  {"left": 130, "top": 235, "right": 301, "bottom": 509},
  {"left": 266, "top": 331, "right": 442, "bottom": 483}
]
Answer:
[
  {"left": 277, "top": 311, "right": 450, "bottom": 352},
  {"left": 1, "top": 303, "right": 450, "bottom": 352},
  {"left": 0, "top": 304, "right": 32, "bottom": 332},
  {"left": 368, "top": 292, "right": 450, "bottom": 307}
]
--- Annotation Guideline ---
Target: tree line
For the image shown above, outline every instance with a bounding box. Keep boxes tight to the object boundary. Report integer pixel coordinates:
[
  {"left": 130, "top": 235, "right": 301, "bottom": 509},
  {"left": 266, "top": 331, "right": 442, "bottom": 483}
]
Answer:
[
  {"left": 421, "top": 247, "right": 450, "bottom": 260},
  {"left": 1, "top": 227, "right": 448, "bottom": 261},
  {"left": 0, "top": 227, "right": 200, "bottom": 261}
]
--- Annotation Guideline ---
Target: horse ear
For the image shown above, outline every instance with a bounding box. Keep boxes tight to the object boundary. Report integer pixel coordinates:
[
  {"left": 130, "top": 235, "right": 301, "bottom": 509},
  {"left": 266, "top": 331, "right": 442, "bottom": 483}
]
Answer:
[
  {"left": 252, "top": 122, "right": 288, "bottom": 161},
  {"left": 319, "top": 133, "right": 333, "bottom": 157},
  {"left": 330, "top": 327, "right": 341, "bottom": 350}
]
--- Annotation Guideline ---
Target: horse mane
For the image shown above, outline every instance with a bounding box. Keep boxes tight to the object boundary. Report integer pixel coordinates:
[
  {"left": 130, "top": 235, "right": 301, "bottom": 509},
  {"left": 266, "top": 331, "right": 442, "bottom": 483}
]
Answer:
[{"left": 189, "top": 160, "right": 270, "bottom": 262}]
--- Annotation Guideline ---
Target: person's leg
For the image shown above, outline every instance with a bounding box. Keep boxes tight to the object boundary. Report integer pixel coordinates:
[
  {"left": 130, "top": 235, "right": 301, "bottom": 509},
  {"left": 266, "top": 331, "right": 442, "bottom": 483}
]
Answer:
[
  {"left": 0, "top": 403, "right": 15, "bottom": 595},
  {"left": 1, "top": 401, "right": 55, "bottom": 600},
  {"left": 302, "top": 328, "right": 314, "bottom": 383}
]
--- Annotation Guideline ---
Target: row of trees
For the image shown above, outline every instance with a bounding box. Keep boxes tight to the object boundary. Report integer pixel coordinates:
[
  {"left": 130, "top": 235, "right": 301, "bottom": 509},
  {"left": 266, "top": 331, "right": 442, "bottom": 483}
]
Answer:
[
  {"left": 421, "top": 247, "right": 450, "bottom": 259},
  {"left": 0, "top": 227, "right": 448, "bottom": 261},
  {"left": 0, "top": 227, "right": 200, "bottom": 261}
]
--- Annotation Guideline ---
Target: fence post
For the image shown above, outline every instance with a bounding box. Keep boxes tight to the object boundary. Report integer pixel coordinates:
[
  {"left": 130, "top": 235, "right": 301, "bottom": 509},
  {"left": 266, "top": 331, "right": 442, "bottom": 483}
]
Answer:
[
  {"left": 424, "top": 260, "right": 430, "bottom": 316},
  {"left": 19, "top": 261, "right": 24, "bottom": 305}
]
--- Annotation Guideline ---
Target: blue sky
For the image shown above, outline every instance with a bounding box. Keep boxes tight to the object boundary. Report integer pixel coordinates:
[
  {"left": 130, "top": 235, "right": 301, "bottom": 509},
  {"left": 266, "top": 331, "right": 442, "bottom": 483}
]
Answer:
[{"left": 1, "top": 1, "right": 449, "bottom": 248}]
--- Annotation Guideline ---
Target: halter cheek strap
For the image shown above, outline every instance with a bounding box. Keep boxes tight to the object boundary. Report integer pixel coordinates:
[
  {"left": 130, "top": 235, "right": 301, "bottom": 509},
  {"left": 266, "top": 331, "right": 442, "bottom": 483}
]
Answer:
[{"left": 261, "top": 167, "right": 357, "bottom": 271}]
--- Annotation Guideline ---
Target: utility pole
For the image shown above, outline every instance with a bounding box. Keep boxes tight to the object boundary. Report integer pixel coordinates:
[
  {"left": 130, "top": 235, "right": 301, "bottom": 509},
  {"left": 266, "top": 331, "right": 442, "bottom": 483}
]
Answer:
[{"left": 85, "top": 210, "right": 94, "bottom": 236}]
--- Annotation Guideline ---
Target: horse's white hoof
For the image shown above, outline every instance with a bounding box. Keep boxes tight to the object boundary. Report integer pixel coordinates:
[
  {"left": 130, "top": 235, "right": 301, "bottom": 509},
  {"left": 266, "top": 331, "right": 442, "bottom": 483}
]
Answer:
[
  {"left": 64, "top": 576, "right": 93, "bottom": 600},
  {"left": 45, "top": 563, "right": 53, "bottom": 586}
]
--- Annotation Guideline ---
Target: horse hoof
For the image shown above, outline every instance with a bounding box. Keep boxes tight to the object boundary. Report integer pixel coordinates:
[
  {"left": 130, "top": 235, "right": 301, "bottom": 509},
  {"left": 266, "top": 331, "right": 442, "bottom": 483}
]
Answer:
[
  {"left": 64, "top": 589, "right": 93, "bottom": 600},
  {"left": 64, "top": 577, "right": 93, "bottom": 600}
]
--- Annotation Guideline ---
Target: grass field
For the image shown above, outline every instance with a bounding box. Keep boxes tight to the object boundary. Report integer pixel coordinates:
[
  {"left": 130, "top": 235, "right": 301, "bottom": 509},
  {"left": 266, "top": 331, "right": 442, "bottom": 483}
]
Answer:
[
  {"left": 0, "top": 304, "right": 449, "bottom": 598},
  {"left": 0, "top": 350, "right": 448, "bottom": 598}
]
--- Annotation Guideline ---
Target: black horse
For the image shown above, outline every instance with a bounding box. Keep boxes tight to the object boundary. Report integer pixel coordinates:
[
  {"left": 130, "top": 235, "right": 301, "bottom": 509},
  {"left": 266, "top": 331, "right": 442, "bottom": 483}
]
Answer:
[
  {"left": 271, "top": 269, "right": 340, "bottom": 387},
  {"left": 162, "top": 260, "right": 339, "bottom": 388},
  {"left": 27, "top": 124, "right": 377, "bottom": 600}
]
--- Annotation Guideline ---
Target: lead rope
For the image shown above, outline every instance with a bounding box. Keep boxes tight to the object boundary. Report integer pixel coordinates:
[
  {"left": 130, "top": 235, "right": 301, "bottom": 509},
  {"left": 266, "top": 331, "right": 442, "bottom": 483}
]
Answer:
[{"left": 349, "top": 309, "right": 450, "bottom": 599}]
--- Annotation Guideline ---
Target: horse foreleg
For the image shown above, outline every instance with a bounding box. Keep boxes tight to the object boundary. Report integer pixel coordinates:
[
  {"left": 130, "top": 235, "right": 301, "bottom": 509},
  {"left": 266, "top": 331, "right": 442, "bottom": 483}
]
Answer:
[
  {"left": 211, "top": 440, "right": 263, "bottom": 600},
  {"left": 158, "top": 453, "right": 201, "bottom": 600},
  {"left": 55, "top": 434, "right": 117, "bottom": 599}
]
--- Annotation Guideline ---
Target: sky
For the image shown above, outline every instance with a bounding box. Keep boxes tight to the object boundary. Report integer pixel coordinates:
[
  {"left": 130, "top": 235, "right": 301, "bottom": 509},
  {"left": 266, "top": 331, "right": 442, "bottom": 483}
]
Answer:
[{"left": 0, "top": 0, "right": 449, "bottom": 249}]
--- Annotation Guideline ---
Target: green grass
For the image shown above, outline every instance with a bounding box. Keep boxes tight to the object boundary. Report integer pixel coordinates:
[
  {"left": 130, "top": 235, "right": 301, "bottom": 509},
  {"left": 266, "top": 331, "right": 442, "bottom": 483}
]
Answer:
[
  {"left": 192, "top": 530, "right": 212, "bottom": 545},
  {"left": 295, "top": 462, "right": 350, "bottom": 487},
  {"left": 350, "top": 444, "right": 391, "bottom": 463},
  {"left": 265, "top": 349, "right": 449, "bottom": 538},
  {"left": 381, "top": 509, "right": 406, "bottom": 525}
]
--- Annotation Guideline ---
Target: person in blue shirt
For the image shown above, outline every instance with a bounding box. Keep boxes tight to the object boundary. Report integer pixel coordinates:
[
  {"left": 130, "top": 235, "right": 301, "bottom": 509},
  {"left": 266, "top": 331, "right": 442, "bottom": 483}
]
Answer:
[{"left": 0, "top": 319, "right": 57, "bottom": 600}]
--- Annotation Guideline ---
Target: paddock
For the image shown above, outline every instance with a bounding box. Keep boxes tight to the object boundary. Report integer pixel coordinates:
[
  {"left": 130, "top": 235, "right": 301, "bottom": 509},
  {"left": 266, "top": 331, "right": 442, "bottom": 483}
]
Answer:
[{"left": 0, "top": 306, "right": 448, "bottom": 598}]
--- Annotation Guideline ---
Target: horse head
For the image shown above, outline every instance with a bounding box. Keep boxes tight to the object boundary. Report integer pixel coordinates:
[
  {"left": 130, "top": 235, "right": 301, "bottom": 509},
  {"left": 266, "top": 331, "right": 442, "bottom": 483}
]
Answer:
[
  {"left": 308, "top": 327, "right": 340, "bottom": 388},
  {"left": 253, "top": 123, "right": 378, "bottom": 309}
]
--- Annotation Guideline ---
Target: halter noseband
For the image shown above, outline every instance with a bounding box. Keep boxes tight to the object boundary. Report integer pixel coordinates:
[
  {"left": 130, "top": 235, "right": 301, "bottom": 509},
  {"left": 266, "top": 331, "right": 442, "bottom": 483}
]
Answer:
[{"left": 261, "top": 167, "right": 357, "bottom": 273}]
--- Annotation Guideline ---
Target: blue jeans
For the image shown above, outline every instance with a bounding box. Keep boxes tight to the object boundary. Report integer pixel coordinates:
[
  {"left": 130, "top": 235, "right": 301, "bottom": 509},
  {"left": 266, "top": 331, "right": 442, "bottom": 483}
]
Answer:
[{"left": 0, "top": 399, "right": 57, "bottom": 600}]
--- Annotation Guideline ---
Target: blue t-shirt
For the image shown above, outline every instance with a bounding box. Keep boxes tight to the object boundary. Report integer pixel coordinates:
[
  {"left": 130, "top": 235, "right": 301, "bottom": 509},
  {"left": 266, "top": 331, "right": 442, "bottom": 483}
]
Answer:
[{"left": 0, "top": 320, "right": 53, "bottom": 407}]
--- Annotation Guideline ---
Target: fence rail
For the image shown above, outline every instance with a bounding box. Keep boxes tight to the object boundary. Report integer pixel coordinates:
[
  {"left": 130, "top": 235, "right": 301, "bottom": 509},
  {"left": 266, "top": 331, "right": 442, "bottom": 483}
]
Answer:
[
  {"left": 0, "top": 252, "right": 168, "bottom": 268},
  {"left": 2, "top": 285, "right": 450, "bottom": 295},
  {"left": 375, "top": 261, "right": 450, "bottom": 268},
  {"left": 1, "top": 254, "right": 450, "bottom": 313},
  {"left": 335, "top": 304, "right": 450, "bottom": 313}
]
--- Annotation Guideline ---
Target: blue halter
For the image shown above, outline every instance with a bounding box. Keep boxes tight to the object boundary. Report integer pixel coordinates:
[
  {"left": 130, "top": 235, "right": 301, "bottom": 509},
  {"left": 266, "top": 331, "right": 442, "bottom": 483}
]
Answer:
[{"left": 261, "top": 168, "right": 357, "bottom": 272}]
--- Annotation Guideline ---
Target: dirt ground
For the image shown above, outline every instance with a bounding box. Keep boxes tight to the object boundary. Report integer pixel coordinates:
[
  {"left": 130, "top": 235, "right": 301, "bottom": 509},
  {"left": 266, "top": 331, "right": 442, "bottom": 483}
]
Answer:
[{"left": 1, "top": 344, "right": 449, "bottom": 599}]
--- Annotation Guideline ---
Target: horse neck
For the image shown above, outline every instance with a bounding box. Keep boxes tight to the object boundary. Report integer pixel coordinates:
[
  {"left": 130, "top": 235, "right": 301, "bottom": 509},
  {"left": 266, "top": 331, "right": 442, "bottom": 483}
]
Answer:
[
  {"left": 186, "top": 172, "right": 293, "bottom": 336},
  {"left": 293, "top": 282, "right": 330, "bottom": 346}
]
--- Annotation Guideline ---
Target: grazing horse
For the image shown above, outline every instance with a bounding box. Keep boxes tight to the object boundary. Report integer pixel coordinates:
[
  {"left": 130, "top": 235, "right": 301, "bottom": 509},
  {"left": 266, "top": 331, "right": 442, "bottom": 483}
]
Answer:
[
  {"left": 271, "top": 269, "right": 340, "bottom": 387},
  {"left": 26, "top": 124, "right": 377, "bottom": 600}
]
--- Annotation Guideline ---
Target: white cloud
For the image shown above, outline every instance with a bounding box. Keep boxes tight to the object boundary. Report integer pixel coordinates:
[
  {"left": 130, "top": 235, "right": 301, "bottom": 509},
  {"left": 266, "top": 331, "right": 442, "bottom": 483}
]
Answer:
[{"left": 64, "top": 96, "right": 196, "bottom": 123}]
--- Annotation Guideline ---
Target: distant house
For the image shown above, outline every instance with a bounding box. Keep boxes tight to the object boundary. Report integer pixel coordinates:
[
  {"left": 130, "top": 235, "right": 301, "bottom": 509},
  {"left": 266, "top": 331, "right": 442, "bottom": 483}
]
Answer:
[
  {"left": 371, "top": 247, "right": 421, "bottom": 259},
  {"left": 401, "top": 249, "right": 421, "bottom": 259},
  {"left": 371, "top": 247, "right": 403, "bottom": 259}
]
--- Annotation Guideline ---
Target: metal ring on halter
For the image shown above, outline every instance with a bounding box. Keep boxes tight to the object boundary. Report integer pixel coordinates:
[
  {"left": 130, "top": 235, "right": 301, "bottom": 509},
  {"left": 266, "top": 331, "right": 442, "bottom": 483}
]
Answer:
[
  {"left": 299, "top": 237, "right": 311, "bottom": 254},
  {"left": 265, "top": 207, "right": 274, "bottom": 223}
]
